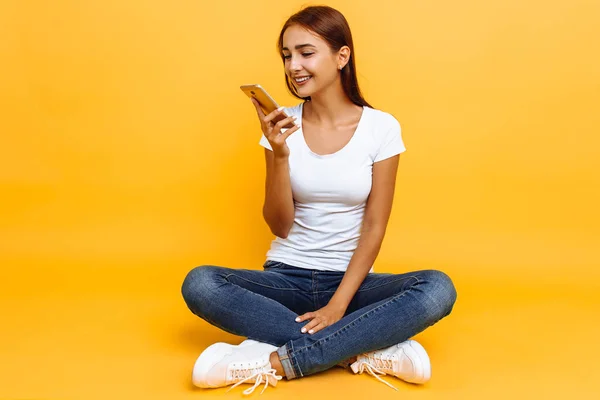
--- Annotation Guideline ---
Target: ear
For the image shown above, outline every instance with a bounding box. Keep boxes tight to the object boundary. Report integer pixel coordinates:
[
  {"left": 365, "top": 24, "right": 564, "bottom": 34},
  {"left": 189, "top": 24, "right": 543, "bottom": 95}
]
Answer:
[{"left": 337, "top": 46, "right": 351, "bottom": 68}]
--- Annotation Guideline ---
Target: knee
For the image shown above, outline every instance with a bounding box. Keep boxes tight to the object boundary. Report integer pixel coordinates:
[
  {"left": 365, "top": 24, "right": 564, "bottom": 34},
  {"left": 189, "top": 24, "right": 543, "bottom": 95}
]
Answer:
[
  {"left": 181, "top": 265, "right": 220, "bottom": 309},
  {"left": 418, "top": 270, "right": 457, "bottom": 319}
]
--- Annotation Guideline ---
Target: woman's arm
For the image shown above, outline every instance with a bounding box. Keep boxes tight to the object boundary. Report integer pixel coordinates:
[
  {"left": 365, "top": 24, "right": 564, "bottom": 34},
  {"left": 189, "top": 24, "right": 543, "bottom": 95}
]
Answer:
[
  {"left": 328, "top": 154, "right": 401, "bottom": 311},
  {"left": 262, "top": 148, "right": 295, "bottom": 238}
]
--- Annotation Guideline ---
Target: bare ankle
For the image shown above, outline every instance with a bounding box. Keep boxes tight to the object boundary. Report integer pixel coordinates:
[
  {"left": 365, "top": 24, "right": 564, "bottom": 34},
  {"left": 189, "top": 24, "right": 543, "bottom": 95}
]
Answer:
[{"left": 269, "top": 351, "right": 286, "bottom": 378}]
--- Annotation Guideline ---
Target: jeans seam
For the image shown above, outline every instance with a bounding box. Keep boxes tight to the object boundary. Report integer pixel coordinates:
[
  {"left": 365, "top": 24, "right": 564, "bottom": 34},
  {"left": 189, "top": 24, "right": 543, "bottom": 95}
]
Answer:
[
  {"left": 311, "top": 271, "right": 318, "bottom": 310},
  {"left": 284, "top": 341, "right": 303, "bottom": 378},
  {"left": 223, "top": 273, "right": 300, "bottom": 291},
  {"left": 303, "top": 274, "right": 422, "bottom": 294},
  {"left": 289, "top": 288, "right": 415, "bottom": 355},
  {"left": 311, "top": 276, "right": 419, "bottom": 294},
  {"left": 356, "top": 275, "right": 420, "bottom": 292}
]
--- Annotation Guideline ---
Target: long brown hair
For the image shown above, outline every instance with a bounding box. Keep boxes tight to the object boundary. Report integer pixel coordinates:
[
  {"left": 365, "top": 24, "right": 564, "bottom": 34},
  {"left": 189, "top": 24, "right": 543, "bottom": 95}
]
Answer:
[{"left": 276, "top": 5, "right": 373, "bottom": 108}]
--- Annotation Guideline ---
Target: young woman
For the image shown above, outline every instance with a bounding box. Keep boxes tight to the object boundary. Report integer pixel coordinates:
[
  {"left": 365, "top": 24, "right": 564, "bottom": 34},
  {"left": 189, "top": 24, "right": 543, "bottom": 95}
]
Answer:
[{"left": 181, "top": 5, "right": 456, "bottom": 395}]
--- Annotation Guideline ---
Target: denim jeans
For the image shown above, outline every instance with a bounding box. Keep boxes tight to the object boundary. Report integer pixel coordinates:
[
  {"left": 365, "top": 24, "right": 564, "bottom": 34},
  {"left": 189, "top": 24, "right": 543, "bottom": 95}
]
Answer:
[{"left": 181, "top": 260, "right": 457, "bottom": 380}]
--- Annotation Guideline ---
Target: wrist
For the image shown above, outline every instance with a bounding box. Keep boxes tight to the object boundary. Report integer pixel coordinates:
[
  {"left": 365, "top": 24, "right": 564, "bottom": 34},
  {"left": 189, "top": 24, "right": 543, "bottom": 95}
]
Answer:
[
  {"left": 327, "top": 297, "right": 349, "bottom": 312},
  {"left": 273, "top": 154, "right": 289, "bottom": 163}
]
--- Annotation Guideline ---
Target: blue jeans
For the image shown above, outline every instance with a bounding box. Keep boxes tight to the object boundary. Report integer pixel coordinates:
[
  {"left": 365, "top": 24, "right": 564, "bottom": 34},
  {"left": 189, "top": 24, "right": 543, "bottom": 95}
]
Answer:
[{"left": 181, "top": 260, "right": 457, "bottom": 380}]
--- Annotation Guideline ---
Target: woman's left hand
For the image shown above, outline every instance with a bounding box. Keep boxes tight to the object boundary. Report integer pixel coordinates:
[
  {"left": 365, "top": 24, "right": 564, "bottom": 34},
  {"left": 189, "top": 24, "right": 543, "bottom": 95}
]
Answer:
[{"left": 295, "top": 303, "right": 347, "bottom": 335}]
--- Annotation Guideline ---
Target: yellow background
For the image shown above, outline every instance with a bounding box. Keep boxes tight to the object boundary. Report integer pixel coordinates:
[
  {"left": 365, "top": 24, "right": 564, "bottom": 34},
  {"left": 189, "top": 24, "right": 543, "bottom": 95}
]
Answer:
[{"left": 1, "top": 0, "right": 599, "bottom": 398}]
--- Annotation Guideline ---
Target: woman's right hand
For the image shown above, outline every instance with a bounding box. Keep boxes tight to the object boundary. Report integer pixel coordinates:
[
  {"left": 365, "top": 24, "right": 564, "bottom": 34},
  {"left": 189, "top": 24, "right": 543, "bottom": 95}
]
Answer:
[{"left": 251, "top": 97, "right": 300, "bottom": 159}]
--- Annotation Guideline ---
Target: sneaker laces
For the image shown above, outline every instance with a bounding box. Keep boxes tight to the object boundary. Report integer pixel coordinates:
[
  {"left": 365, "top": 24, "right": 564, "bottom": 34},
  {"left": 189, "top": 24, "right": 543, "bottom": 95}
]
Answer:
[
  {"left": 354, "top": 354, "right": 399, "bottom": 391},
  {"left": 226, "top": 363, "right": 282, "bottom": 395}
]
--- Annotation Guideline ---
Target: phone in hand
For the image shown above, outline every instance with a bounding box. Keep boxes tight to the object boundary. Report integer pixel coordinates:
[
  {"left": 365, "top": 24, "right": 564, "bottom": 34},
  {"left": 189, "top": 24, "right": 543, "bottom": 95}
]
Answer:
[{"left": 240, "top": 84, "right": 296, "bottom": 129}]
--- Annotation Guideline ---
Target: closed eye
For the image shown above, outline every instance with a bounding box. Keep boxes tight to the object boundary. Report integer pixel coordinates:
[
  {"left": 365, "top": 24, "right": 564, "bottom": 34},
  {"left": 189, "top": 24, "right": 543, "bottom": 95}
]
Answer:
[{"left": 282, "top": 53, "right": 314, "bottom": 60}]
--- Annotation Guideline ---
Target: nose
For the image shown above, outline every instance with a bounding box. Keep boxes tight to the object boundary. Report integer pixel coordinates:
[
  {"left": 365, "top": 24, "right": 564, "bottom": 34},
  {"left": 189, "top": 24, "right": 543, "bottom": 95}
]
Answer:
[{"left": 289, "top": 56, "right": 302, "bottom": 72}]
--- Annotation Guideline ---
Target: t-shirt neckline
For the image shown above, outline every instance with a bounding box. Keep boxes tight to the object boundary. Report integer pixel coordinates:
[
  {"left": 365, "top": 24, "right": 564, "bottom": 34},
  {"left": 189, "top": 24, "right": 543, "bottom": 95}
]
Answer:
[{"left": 299, "top": 101, "right": 367, "bottom": 159}]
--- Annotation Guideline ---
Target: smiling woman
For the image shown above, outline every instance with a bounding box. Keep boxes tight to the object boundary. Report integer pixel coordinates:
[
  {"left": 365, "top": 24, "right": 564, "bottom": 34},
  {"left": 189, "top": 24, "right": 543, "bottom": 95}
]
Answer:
[
  {"left": 181, "top": 4, "right": 457, "bottom": 395},
  {"left": 277, "top": 8, "right": 372, "bottom": 108}
]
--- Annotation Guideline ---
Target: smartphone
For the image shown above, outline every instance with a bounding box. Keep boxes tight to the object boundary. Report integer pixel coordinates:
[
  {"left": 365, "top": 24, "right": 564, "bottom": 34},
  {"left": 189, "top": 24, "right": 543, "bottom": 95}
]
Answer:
[{"left": 240, "top": 84, "right": 295, "bottom": 129}]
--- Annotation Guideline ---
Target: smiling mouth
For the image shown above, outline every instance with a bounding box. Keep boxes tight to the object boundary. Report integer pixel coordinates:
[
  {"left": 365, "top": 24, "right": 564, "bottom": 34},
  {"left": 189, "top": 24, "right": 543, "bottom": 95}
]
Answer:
[{"left": 294, "top": 76, "right": 312, "bottom": 85}]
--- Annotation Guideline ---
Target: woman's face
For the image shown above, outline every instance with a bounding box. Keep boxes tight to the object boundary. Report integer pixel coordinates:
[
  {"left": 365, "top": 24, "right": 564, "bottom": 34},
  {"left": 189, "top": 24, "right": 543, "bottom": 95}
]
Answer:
[{"left": 281, "top": 25, "right": 346, "bottom": 97}]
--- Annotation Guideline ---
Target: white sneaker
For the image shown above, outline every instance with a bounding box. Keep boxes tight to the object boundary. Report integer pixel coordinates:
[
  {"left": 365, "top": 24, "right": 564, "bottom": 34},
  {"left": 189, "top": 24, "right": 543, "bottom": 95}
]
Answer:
[
  {"left": 350, "top": 340, "right": 431, "bottom": 390},
  {"left": 192, "top": 340, "right": 282, "bottom": 395}
]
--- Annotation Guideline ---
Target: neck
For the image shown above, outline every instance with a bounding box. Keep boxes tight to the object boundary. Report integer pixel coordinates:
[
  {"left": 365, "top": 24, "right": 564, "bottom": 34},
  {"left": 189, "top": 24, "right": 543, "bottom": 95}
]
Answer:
[{"left": 304, "top": 78, "right": 361, "bottom": 127}]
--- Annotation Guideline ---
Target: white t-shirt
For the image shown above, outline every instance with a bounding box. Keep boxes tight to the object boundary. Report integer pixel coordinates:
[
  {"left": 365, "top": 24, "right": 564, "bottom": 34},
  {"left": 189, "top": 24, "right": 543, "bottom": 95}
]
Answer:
[{"left": 259, "top": 101, "right": 406, "bottom": 272}]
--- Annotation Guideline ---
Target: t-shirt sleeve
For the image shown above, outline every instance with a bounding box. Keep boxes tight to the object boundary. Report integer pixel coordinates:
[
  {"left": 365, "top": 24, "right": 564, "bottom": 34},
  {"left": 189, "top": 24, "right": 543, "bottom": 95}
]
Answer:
[
  {"left": 259, "top": 133, "right": 273, "bottom": 151},
  {"left": 374, "top": 117, "right": 406, "bottom": 162}
]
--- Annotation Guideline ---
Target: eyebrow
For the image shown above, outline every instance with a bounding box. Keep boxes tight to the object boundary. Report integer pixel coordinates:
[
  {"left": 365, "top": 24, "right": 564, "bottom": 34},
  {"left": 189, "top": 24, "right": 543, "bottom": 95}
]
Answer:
[{"left": 281, "top": 43, "right": 316, "bottom": 51}]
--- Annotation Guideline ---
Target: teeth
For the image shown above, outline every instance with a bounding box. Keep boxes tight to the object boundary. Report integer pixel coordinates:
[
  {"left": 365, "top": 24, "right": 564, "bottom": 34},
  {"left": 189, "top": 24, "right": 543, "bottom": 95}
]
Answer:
[{"left": 295, "top": 76, "right": 311, "bottom": 83}]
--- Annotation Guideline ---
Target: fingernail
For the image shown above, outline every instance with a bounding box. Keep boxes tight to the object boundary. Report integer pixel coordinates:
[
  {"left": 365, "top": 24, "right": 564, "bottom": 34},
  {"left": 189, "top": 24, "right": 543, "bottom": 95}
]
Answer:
[
  {"left": 295, "top": 317, "right": 300, "bottom": 322},
  {"left": 301, "top": 328, "right": 306, "bottom": 333},
  {"left": 277, "top": 106, "right": 284, "bottom": 111},
  {"left": 308, "top": 330, "right": 314, "bottom": 334},
  {"left": 292, "top": 116, "right": 297, "bottom": 119}
]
